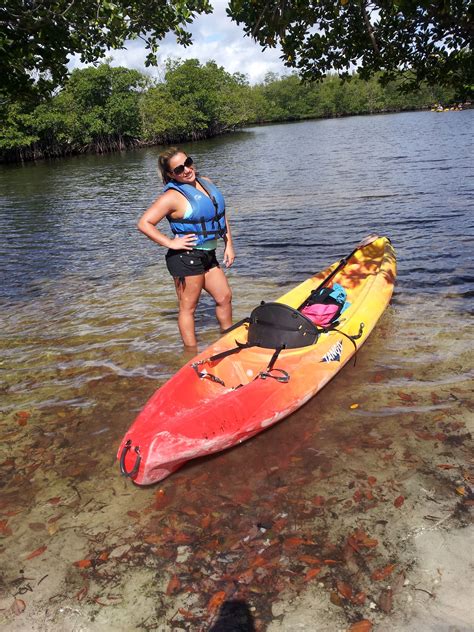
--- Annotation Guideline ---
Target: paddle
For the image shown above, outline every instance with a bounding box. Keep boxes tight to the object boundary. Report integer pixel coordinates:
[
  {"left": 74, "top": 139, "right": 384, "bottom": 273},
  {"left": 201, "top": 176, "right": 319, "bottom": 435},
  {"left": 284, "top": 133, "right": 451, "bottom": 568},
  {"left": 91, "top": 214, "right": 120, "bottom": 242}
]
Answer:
[
  {"left": 223, "top": 234, "right": 381, "bottom": 334},
  {"left": 299, "top": 233, "right": 380, "bottom": 307}
]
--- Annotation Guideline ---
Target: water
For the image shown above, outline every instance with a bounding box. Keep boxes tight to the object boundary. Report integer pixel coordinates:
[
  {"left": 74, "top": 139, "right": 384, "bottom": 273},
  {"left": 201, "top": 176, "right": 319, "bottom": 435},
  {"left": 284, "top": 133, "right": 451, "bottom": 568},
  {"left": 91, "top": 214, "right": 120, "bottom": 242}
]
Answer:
[
  {"left": 0, "top": 111, "right": 473, "bottom": 631},
  {"left": 2, "top": 111, "right": 473, "bottom": 303}
]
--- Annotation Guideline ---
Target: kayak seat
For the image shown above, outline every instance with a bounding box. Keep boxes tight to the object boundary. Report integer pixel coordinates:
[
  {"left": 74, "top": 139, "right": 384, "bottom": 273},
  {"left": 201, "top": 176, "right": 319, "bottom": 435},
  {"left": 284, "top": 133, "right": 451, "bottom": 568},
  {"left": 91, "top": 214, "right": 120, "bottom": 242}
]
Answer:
[{"left": 247, "top": 302, "right": 319, "bottom": 349}]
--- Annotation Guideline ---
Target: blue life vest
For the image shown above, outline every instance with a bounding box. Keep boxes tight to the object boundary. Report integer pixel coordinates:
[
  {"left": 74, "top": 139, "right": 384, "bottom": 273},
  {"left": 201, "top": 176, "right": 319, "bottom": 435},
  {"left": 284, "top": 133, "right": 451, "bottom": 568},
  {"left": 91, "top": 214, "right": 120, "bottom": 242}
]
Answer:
[{"left": 164, "top": 177, "right": 226, "bottom": 247}]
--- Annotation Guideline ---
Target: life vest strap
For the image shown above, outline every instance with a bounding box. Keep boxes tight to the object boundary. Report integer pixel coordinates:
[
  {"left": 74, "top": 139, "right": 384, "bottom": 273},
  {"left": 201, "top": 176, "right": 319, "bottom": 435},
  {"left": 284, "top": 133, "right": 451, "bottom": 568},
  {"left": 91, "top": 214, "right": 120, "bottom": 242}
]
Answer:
[{"left": 171, "top": 209, "right": 226, "bottom": 225}]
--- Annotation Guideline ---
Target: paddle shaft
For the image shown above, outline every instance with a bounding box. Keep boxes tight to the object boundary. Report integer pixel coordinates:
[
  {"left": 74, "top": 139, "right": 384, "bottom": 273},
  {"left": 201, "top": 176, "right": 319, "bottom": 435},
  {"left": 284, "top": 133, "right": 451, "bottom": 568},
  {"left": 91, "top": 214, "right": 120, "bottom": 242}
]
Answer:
[
  {"left": 298, "top": 235, "right": 379, "bottom": 310},
  {"left": 223, "top": 235, "right": 380, "bottom": 329}
]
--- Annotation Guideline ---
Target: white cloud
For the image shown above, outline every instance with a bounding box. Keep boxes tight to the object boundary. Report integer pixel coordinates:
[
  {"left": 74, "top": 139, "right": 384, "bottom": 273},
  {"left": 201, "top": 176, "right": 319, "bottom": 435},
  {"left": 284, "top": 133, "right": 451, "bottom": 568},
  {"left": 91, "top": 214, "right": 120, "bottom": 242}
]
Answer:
[{"left": 68, "top": 0, "right": 288, "bottom": 84}]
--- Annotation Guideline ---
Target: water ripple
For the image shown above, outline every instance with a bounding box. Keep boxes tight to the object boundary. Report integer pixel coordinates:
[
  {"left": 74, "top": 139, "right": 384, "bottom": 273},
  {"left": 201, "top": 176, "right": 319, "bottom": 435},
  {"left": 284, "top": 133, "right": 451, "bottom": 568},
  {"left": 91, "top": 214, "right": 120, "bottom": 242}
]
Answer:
[{"left": 0, "top": 110, "right": 473, "bottom": 412}]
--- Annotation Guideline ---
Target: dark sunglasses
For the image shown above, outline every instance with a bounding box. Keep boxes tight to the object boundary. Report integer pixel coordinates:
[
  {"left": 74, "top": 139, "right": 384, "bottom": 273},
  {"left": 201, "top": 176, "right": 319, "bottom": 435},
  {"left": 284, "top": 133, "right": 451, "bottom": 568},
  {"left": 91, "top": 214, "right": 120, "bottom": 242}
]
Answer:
[{"left": 171, "top": 156, "right": 193, "bottom": 176}]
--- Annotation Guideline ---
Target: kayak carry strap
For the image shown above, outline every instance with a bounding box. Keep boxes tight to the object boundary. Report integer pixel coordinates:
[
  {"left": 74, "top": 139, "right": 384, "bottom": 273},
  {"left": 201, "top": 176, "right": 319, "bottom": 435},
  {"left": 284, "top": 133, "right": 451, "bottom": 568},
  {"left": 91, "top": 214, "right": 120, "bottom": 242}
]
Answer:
[
  {"left": 191, "top": 340, "right": 254, "bottom": 386},
  {"left": 191, "top": 341, "right": 290, "bottom": 386},
  {"left": 258, "top": 346, "right": 289, "bottom": 383},
  {"left": 119, "top": 439, "right": 141, "bottom": 478}
]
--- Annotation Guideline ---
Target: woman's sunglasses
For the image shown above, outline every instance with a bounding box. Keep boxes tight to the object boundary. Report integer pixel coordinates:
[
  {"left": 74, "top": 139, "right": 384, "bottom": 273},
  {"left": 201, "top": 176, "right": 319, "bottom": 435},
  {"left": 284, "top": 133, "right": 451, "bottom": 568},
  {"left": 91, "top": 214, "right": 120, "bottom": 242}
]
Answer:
[{"left": 171, "top": 156, "right": 193, "bottom": 176}]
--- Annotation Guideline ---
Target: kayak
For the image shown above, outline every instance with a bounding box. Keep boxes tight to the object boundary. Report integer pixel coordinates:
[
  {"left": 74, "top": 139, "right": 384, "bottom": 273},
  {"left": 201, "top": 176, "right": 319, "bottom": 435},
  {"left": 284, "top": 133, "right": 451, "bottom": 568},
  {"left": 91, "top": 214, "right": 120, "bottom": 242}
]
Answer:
[{"left": 118, "top": 235, "right": 396, "bottom": 485}]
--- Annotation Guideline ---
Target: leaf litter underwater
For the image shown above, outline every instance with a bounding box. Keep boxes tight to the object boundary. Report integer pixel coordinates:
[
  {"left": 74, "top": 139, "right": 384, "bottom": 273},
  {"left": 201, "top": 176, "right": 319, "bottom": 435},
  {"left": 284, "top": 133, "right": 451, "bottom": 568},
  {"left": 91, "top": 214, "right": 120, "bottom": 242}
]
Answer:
[{"left": 0, "top": 290, "right": 473, "bottom": 631}]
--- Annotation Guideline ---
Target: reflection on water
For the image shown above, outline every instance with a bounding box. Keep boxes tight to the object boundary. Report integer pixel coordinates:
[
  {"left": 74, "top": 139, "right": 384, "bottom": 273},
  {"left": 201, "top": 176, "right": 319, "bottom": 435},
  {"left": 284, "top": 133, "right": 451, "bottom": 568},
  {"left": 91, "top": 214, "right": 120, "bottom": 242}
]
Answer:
[{"left": 0, "top": 111, "right": 473, "bottom": 630}]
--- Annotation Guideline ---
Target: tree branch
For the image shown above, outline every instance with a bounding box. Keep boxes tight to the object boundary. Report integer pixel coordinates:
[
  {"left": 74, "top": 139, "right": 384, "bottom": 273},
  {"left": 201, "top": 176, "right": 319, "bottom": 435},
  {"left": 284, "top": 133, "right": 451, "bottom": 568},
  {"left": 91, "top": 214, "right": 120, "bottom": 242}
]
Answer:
[
  {"left": 359, "top": 1, "right": 379, "bottom": 55},
  {"left": 251, "top": 0, "right": 271, "bottom": 39}
]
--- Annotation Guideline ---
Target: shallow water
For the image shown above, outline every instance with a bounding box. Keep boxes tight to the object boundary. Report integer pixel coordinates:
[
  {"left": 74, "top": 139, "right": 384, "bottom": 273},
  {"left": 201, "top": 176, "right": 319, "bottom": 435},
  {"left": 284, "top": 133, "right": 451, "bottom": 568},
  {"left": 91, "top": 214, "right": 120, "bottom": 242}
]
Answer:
[{"left": 0, "top": 111, "right": 473, "bottom": 630}]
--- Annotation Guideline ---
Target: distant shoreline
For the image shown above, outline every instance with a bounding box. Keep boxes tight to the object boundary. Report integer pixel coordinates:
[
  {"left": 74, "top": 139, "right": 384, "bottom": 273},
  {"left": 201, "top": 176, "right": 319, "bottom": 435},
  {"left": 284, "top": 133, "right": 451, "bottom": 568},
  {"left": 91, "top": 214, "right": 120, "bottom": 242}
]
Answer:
[{"left": 1, "top": 104, "right": 471, "bottom": 166}]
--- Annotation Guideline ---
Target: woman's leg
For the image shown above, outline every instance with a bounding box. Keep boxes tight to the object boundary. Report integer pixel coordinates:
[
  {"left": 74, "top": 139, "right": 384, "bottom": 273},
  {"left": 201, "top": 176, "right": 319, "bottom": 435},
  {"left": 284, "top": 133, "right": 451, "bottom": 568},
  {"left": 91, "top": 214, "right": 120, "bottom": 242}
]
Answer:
[
  {"left": 203, "top": 266, "right": 233, "bottom": 331},
  {"left": 174, "top": 275, "right": 204, "bottom": 348}
]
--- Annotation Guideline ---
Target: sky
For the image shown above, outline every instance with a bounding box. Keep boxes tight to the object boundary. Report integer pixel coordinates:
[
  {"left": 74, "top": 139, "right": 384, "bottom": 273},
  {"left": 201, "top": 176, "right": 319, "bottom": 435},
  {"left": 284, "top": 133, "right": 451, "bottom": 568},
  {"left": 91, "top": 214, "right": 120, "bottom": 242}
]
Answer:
[{"left": 68, "top": 0, "right": 288, "bottom": 85}]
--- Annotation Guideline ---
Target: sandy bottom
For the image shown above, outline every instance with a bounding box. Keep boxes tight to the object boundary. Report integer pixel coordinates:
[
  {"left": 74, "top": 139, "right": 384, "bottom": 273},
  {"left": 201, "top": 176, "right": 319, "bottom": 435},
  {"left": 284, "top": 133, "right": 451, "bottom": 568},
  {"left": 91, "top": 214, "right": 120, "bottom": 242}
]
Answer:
[{"left": 1, "top": 288, "right": 473, "bottom": 631}]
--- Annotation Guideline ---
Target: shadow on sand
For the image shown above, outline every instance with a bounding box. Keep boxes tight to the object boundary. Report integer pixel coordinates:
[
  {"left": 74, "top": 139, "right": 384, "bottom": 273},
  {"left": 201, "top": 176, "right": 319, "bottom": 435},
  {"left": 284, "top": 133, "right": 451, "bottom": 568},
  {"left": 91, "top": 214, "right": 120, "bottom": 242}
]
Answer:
[{"left": 208, "top": 599, "right": 256, "bottom": 632}]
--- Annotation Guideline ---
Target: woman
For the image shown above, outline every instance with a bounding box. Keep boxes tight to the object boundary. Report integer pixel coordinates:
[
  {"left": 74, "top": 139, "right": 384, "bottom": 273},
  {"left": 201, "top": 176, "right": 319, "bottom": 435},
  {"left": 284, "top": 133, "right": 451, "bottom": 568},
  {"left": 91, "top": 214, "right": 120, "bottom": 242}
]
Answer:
[{"left": 137, "top": 147, "right": 234, "bottom": 349}]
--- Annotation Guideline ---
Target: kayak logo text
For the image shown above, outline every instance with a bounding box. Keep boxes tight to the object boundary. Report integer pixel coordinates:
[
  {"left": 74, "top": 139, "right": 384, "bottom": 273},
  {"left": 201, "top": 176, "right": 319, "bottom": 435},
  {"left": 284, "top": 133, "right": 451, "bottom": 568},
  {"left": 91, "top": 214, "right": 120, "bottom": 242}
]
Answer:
[{"left": 321, "top": 340, "right": 343, "bottom": 363}]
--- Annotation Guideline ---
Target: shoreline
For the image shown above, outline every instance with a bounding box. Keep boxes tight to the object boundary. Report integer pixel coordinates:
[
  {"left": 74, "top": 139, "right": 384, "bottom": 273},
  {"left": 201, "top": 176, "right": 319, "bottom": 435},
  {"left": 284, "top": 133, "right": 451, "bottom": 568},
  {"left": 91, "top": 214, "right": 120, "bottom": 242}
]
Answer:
[{"left": 1, "top": 104, "right": 471, "bottom": 166}]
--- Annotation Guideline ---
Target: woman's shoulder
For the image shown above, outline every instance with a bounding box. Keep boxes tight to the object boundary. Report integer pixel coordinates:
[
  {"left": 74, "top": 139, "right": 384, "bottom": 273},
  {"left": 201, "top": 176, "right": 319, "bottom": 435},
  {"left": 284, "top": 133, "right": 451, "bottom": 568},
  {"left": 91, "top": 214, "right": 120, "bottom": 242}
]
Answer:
[
  {"left": 160, "top": 186, "right": 180, "bottom": 198},
  {"left": 197, "top": 175, "right": 215, "bottom": 186},
  {"left": 149, "top": 188, "right": 188, "bottom": 218},
  {"left": 163, "top": 180, "right": 180, "bottom": 191},
  {"left": 156, "top": 187, "right": 186, "bottom": 209}
]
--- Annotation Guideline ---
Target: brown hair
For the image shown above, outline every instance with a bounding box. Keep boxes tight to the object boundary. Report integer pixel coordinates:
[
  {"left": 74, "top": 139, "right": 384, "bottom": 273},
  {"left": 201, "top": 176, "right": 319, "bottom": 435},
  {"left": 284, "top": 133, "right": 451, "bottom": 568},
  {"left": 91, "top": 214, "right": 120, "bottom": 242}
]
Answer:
[{"left": 158, "top": 147, "right": 186, "bottom": 184}]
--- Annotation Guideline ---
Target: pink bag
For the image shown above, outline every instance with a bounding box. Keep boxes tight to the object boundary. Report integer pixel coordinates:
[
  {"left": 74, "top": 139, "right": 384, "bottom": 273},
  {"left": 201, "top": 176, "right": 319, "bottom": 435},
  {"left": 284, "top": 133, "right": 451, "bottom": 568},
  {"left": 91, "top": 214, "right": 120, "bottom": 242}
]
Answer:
[{"left": 301, "top": 303, "right": 340, "bottom": 327}]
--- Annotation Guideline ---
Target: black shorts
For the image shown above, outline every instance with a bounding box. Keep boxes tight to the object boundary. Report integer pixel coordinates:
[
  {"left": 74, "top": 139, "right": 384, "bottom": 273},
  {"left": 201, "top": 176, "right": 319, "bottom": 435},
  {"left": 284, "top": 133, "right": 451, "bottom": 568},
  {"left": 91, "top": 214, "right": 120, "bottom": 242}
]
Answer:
[{"left": 165, "top": 248, "right": 220, "bottom": 279}]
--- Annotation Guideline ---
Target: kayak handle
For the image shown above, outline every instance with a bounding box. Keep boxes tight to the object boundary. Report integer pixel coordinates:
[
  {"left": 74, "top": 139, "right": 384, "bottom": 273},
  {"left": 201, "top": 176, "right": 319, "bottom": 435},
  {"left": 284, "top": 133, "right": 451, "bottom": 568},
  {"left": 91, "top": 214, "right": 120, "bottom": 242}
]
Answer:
[
  {"left": 119, "top": 439, "right": 141, "bottom": 478},
  {"left": 259, "top": 368, "right": 290, "bottom": 383}
]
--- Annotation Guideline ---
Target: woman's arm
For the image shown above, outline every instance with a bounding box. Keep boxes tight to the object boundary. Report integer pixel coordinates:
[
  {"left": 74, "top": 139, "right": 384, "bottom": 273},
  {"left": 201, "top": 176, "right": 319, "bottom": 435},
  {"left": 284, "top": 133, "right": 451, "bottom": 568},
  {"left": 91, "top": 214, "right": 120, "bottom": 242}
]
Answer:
[
  {"left": 137, "top": 191, "right": 197, "bottom": 251},
  {"left": 223, "top": 215, "right": 235, "bottom": 268}
]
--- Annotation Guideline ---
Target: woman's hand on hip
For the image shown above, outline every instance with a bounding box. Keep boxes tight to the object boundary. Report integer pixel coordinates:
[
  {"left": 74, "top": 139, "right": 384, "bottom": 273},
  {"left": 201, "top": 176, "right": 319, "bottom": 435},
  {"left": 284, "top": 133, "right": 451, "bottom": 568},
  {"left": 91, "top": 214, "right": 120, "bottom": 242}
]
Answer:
[{"left": 169, "top": 235, "right": 197, "bottom": 251}]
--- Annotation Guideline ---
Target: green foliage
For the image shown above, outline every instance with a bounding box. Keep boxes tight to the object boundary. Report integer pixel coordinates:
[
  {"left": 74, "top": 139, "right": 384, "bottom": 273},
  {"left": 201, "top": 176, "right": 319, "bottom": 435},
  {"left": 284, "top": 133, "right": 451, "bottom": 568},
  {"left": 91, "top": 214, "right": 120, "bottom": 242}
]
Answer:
[
  {"left": 0, "top": 63, "right": 146, "bottom": 160},
  {"left": 0, "top": 60, "right": 458, "bottom": 163},
  {"left": 0, "top": 102, "right": 39, "bottom": 151},
  {"left": 140, "top": 85, "right": 192, "bottom": 141},
  {"left": 227, "top": 0, "right": 473, "bottom": 99},
  {"left": 0, "top": 0, "right": 212, "bottom": 102},
  {"left": 248, "top": 70, "right": 455, "bottom": 123},
  {"left": 140, "top": 59, "right": 254, "bottom": 142},
  {"left": 63, "top": 65, "right": 146, "bottom": 145},
  {"left": 2, "top": 0, "right": 470, "bottom": 105}
]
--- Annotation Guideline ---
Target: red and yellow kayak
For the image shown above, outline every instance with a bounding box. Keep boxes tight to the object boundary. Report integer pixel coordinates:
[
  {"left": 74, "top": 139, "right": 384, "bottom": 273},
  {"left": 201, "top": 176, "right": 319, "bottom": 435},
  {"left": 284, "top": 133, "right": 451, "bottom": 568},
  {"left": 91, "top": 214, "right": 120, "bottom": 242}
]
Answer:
[{"left": 118, "top": 236, "right": 396, "bottom": 485}]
